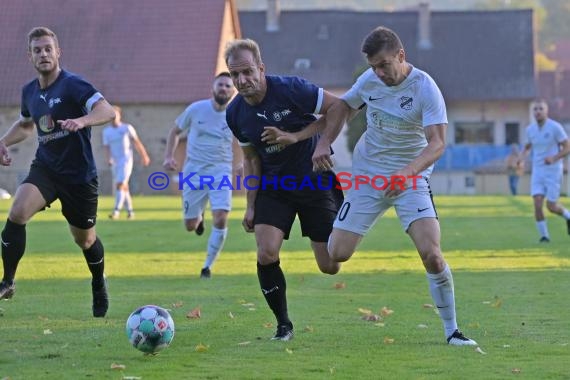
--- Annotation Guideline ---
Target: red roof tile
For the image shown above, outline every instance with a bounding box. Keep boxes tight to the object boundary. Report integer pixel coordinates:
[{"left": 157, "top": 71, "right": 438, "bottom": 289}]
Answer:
[{"left": 0, "top": 0, "right": 237, "bottom": 106}]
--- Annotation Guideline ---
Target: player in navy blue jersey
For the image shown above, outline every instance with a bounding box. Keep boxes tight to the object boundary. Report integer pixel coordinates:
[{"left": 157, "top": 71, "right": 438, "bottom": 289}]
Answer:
[
  {"left": 0, "top": 27, "right": 116, "bottom": 317},
  {"left": 224, "top": 39, "right": 343, "bottom": 341}
]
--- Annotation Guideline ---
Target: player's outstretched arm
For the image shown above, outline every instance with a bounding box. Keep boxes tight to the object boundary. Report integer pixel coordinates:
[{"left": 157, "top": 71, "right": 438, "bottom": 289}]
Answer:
[
  {"left": 58, "top": 98, "right": 116, "bottom": 132},
  {"left": 312, "top": 98, "right": 352, "bottom": 172},
  {"left": 0, "top": 118, "right": 35, "bottom": 166}
]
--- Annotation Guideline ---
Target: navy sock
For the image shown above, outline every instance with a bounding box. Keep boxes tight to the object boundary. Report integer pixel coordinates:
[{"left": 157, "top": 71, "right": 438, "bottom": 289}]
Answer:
[
  {"left": 257, "top": 260, "right": 290, "bottom": 326},
  {"left": 82, "top": 237, "right": 105, "bottom": 289},
  {"left": 1, "top": 219, "right": 26, "bottom": 283}
]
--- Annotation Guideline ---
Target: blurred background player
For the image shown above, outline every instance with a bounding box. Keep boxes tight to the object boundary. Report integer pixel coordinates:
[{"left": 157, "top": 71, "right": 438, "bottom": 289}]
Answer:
[
  {"left": 103, "top": 105, "right": 151, "bottom": 220},
  {"left": 0, "top": 27, "right": 115, "bottom": 317},
  {"left": 163, "top": 72, "right": 236, "bottom": 279},
  {"left": 521, "top": 99, "right": 570, "bottom": 242},
  {"left": 505, "top": 143, "right": 524, "bottom": 196},
  {"left": 225, "top": 39, "right": 343, "bottom": 341}
]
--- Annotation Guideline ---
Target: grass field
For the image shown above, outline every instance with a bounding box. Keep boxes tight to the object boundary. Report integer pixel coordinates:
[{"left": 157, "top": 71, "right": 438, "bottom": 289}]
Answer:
[{"left": 0, "top": 195, "right": 569, "bottom": 380}]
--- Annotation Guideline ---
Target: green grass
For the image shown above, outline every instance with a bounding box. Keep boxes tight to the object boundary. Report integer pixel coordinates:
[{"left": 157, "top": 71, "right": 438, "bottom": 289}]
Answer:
[{"left": 0, "top": 195, "right": 569, "bottom": 379}]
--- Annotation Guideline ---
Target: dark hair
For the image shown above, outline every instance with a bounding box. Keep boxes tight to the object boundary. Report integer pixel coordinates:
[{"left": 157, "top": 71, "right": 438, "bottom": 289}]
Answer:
[
  {"left": 27, "top": 27, "right": 59, "bottom": 51},
  {"left": 361, "top": 26, "right": 403, "bottom": 57},
  {"left": 216, "top": 72, "right": 231, "bottom": 79}
]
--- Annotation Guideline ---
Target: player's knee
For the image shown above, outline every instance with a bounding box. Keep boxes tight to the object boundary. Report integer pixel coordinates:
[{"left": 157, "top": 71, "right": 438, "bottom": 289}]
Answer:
[
  {"left": 75, "top": 235, "right": 96, "bottom": 250},
  {"left": 184, "top": 220, "right": 198, "bottom": 231},
  {"left": 319, "top": 262, "right": 340, "bottom": 275},
  {"left": 546, "top": 202, "right": 558, "bottom": 213},
  {"left": 257, "top": 248, "right": 279, "bottom": 265},
  {"left": 420, "top": 250, "right": 445, "bottom": 271}
]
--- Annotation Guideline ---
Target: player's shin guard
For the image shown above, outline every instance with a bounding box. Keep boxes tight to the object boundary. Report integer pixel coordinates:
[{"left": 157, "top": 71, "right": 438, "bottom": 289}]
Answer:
[
  {"left": 426, "top": 264, "right": 458, "bottom": 338},
  {"left": 1, "top": 219, "right": 26, "bottom": 283},
  {"left": 83, "top": 237, "right": 105, "bottom": 289},
  {"left": 257, "top": 260, "right": 290, "bottom": 326}
]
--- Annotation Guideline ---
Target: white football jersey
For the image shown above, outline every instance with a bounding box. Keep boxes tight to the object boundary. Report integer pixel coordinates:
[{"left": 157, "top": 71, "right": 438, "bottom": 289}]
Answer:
[
  {"left": 175, "top": 99, "right": 233, "bottom": 175},
  {"left": 102, "top": 123, "right": 137, "bottom": 162},
  {"left": 342, "top": 66, "right": 447, "bottom": 178},
  {"left": 526, "top": 118, "right": 568, "bottom": 172}
]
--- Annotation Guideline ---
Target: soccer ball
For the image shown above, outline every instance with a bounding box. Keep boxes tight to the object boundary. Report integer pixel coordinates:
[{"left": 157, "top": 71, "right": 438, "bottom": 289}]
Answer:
[{"left": 125, "top": 305, "right": 175, "bottom": 353}]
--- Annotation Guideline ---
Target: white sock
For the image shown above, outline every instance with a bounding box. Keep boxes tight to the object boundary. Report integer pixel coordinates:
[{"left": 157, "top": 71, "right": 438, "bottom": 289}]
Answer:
[
  {"left": 426, "top": 264, "right": 458, "bottom": 338},
  {"left": 114, "top": 190, "right": 126, "bottom": 211},
  {"left": 124, "top": 192, "right": 133, "bottom": 213},
  {"left": 536, "top": 220, "right": 549, "bottom": 238},
  {"left": 562, "top": 209, "right": 570, "bottom": 220},
  {"left": 203, "top": 227, "right": 228, "bottom": 269}
]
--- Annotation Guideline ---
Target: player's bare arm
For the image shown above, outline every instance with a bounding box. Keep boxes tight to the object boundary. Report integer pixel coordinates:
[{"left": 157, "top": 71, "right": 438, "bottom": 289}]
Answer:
[
  {"left": 545, "top": 139, "right": 570, "bottom": 165},
  {"left": 385, "top": 123, "right": 446, "bottom": 198},
  {"left": 241, "top": 145, "right": 261, "bottom": 233},
  {"left": 163, "top": 126, "right": 184, "bottom": 170},
  {"left": 0, "top": 118, "right": 36, "bottom": 166},
  {"left": 58, "top": 98, "right": 115, "bottom": 132},
  {"left": 133, "top": 136, "right": 151, "bottom": 166}
]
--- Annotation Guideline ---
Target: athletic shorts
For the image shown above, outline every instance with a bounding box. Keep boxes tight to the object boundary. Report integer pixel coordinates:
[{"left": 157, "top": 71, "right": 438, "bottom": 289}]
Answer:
[
  {"left": 112, "top": 158, "right": 133, "bottom": 184},
  {"left": 181, "top": 170, "right": 232, "bottom": 220},
  {"left": 253, "top": 172, "right": 344, "bottom": 242},
  {"left": 531, "top": 168, "right": 562, "bottom": 202},
  {"left": 22, "top": 164, "right": 98, "bottom": 229},
  {"left": 333, "top": 176, "right": 437, "bottom": 235}
]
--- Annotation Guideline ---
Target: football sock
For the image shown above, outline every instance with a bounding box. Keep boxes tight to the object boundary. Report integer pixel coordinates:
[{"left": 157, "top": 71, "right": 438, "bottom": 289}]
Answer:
[
  {"left": 114, "top": 189, "right": 126, "bottom": 212},
  {"left": 1, "top": 219, "right": 26, "bottom": 283},
  {"left": 124, "top": 191, "right": 133, "bottom": 212},
  {"left": 257, "top": 260, "right": 290, "bottom": 326},
  {"left": 203, "top": 227, "right": 227, "bottom": 269},
  {"left": 562, "top": 209, "right": 570, "bottom": 220},
  {"left": 536, "top": 220, "right": 549, "bottom": 238},
  {"left": 83, "top": 237, "right": 105, "bottom": 289},
  {"left": 426, "top": 264, "right": 458, "bottom": 338}
]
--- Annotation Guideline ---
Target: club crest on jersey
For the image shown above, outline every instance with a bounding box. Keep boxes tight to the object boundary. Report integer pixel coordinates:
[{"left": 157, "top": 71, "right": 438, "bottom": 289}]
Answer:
[
  {"left": 400, "top": 96, "right": 413, "bottom": 110},
  {"left": 272, "top": 109, "right": 291, "bottom": 122}
]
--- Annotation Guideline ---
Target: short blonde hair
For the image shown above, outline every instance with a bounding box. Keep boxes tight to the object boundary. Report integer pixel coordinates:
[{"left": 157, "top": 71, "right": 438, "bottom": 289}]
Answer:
[
  {"left": 27, "top": 27, "right": 59, "bottom": 51},
  {"left": 224, "top": 39, "right": 263, "bottom": 65}
]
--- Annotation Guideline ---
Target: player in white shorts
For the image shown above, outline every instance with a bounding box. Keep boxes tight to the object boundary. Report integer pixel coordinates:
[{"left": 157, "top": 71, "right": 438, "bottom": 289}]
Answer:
[
  {"left": 521, "top": 99, "right": 570, "bottom": 242},
  {"left": 163, "top": 73, "right": 236, "bottom": 279},
  {"left": 103, "top": 106, "right": 150, "bottom": 220},
  {"left": 262, "top": 26, "right": 476, "bottom": 346}
]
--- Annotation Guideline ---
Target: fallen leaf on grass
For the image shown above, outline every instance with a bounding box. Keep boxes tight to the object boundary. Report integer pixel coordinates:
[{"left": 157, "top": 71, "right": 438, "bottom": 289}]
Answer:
[
  {"left": 503, "top": 345, "right": 510, "bottom": 348},
  {"left": 43, "top": 329, "right": 53, "bottom": 335},
  {"left": 228, "top": 312, "right": 235, "bottom": 319},
  {"left": 374, "top": 322, "right": 385, "bottom": 327},
  {"left": 38, "top": 315, "right": 49, "bottom": 321},
  {"left": 263, "top": 322, "right": 273, "bottom": 328},
  {"left": 329, "top": 367, "right": 336, "bottom": 374},
  {"left": 383, "top": 337, "right": 395, "bottom": 344},
  {"left": 285, "top": 348, "right": 293, "bottom": 354},
  {"left": 511, "top": 368, "right": 521, "bottom": 374},
  {"left": 241, "top": 303, "right": 255, "bottom": 307},
  {"left": 111, "top": 363, "right": 126, "bottom": 370},
  {"left": 304, "top": 326, "right": 314, "bottom": 332},
  {"left": 122, "top": 377, "right": 142, "bottom": 380},
  {"left": 195, "top": 343, "right": 209, "bottom": 352},
  {"left": 358, "top": 308, "right": 372, "bottom": 315},
  {"left": 468, "top": 322, "right": 480, "bottom": 329},
  {"left": 491, "top": 296, "right": 502, "bottom": 308},
  {"left": 475, "top": 347, "right": 487, "bottom": 355},
  {"left": 417, "top": 324, "right": 428, "bottom": 329},
  {"left": 333, "top": 282, "right": 346, "bottom": 289},
  {"left": 172, "top": 301, "right": 183, "bottom": 308},
  {"left": 186, "top": 307, "right": 201, "bottom": 319},
  {"left": 422, "top": 303, "right": 434, "bottom": 308},
  {"left": 237, "top": 341, "right": 250, "bottom": 346},
  {"left": 380, "top": 307, "right": 394, "bottom": 316}
]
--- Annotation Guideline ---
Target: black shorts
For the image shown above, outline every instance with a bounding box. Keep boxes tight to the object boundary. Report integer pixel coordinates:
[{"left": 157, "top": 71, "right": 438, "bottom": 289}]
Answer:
[
  {"left": 253, "top": 172, "right": 344, "bottom": 242},
  {"left": 22, "top": 164, "right": 99, "bottom": 229}
]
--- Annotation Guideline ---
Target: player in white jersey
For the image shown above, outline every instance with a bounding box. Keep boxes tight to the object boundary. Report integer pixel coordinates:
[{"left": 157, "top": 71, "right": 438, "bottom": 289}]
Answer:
[
  {"left": 163, "top": 73, "right": 236, "bottom": 279},
  {"left": 521, "top": 99, "right": 570, "bottom": 242},
  {"left": 262, "top": 26, "right": 477, "bottom": 346},
  {"left": 103, "top": 106, "right": 150, "bottom": 220}
]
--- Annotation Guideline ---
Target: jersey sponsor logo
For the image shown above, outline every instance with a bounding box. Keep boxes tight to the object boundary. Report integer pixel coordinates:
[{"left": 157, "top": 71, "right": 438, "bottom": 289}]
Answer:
[
  {"left": 256, "top": 111, "right": 268, "bottom": 120},
  {"left": 39, "top": 93, "right": 48, "bottom": 103},
  {"left": 265, "top": 143, "right": 285, "bottom": 154},
  {"left": 400, "top": 96, "right": 413, "bottom": 110},
  {"left": 48, "top": 97, "right": 62, "bottom": 108}
]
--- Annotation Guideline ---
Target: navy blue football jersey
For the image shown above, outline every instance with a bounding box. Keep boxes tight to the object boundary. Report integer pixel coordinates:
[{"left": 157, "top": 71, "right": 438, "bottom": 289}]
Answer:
[
  {"left": 21, "top": 69, "right": 102, "bottom": 183},
  {"left": 226, "top": 76, "right": 323, "bottom": 179}
]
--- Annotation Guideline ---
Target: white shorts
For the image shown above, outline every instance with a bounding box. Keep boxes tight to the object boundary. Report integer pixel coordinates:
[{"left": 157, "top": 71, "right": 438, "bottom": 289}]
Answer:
[
  {"left": 181, "top": 168, "right": 232, "bottom": 219},
  {"left": 531, "top": 169, "right": 562, "bottom": 202},
  {"left": 333, "top": 176, "right": 437, "bottom": 235},
  {"left": 112, "top": 158, "right": 133, "bottom": 184}
]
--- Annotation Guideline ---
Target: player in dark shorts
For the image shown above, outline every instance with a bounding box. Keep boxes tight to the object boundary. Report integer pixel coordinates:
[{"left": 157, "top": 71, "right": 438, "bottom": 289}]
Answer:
[
  {"left": 225, "top": 39, "right": 343, "bottom": 341},
  {"left": 0, "top": 27, "right": 116, "bottom": 317}
]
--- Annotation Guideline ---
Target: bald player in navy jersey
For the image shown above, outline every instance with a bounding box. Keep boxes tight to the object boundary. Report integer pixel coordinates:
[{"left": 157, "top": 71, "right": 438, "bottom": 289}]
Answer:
[
  {"left": 0, "top": 27, "right": 116, "bottom": 317},
  {"left": 224, "top": 39, "right": 343, "bottom": 341}
]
